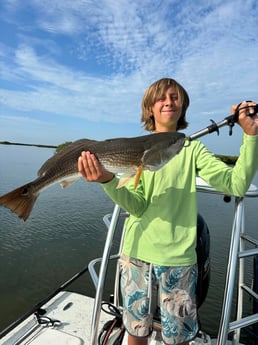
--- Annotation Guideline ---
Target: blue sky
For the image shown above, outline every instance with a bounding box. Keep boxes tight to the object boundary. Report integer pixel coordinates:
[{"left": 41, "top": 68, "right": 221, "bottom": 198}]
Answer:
[{"left": 0, "top": 0, "right": 257, "bottom": 155}]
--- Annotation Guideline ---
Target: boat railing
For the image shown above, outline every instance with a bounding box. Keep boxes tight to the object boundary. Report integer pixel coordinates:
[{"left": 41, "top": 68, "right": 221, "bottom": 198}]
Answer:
[
  {"left": 89, "top": 177, "right": 258, "bottom": 345},
  {"left": 217, "top": 187, "right": 258, "bottom": 345}
]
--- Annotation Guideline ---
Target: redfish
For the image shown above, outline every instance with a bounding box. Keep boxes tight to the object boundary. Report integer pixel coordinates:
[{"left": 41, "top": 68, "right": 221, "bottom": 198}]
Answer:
[{"left": 0, "top": 132, "right": 185, "bottom": 221}]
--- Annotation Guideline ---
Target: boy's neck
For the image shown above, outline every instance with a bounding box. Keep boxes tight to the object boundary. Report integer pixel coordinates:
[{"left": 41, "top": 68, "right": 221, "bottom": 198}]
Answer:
[{"left": 154, "top": 127, "right": 177, "bottom": 133}]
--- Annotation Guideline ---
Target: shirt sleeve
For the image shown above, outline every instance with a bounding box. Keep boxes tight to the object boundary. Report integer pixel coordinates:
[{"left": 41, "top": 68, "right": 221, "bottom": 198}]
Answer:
[
  {"left": 101, "top": 175, "right": 147, "bottom": 217},
  {"left": 197, "top": 134, "right": 258, "bottom": 196}
]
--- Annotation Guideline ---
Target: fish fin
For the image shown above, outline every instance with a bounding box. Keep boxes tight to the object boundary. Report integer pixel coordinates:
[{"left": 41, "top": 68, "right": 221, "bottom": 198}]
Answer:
[
  {"left": 116, "top": 167, "right": 143, "bottom": 190},
  {"left": 60, "top": 177, "right": 80, "bottom": 188},
  {"left": 0, "top": 184, "right": 38, "bottom": 221},
  {"left": 61, "top": 181, "right": 72, "bottom": 188},
  {"left": 134, "top": 166, "right": 143, "bottom": 190},
  {"left": 116, "top": 175, "right": 135, "bottom": 189}
]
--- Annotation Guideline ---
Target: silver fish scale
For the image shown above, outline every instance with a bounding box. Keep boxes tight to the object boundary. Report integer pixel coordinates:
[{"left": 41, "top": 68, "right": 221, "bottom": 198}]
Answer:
[{"left": 99, "top": 153, "right": 140, "bottom": 174}]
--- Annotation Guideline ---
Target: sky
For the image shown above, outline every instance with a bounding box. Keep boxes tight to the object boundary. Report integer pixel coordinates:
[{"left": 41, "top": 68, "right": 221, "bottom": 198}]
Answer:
[{"left": 0, "top": 0, "right": 257, "bottom": 155}]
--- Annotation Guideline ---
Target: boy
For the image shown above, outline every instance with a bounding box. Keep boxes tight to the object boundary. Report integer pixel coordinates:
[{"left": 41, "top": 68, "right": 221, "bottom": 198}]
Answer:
[{"left": 78, "top": 78, "right": 258, "bottom": 345}]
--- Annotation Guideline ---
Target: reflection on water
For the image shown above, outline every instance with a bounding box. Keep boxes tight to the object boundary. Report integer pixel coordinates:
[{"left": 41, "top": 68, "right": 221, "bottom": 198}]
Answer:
[{"left": 0, "top": 145, "right": 258, "bottom": 340}]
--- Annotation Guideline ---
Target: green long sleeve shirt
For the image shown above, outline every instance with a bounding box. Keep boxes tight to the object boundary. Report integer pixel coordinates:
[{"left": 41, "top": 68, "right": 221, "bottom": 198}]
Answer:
[{"left": 102, "top": 134, "right": 258, "bottom": 266}]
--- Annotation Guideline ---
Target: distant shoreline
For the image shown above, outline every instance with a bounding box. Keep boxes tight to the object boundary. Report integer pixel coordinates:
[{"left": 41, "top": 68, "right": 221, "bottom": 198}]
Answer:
[{"left": 0, "top": 141, "right": 238, "bottom": 165}]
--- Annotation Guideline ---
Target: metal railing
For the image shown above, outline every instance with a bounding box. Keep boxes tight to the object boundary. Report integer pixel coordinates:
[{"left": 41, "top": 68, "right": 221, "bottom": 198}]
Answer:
[{"left": 89, "top": 178, "right": 258, "bottom": 345}]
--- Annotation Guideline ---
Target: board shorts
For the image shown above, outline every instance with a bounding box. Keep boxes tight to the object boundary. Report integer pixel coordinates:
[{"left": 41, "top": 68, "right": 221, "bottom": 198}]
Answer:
[{"left": 119, "top": 254, "right": 199, "bottom": 345}]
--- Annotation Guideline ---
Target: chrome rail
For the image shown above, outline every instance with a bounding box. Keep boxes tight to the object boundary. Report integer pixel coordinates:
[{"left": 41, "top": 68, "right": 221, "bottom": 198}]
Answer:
[
  {"left": 217, "top": 196, "right": 245, "bottom": 345},
  {"left": 89, "top": 178, "right": 258, "bottom": 345},
  {"left": 90, "top": 204, "right": 121, "bottom": 345}
]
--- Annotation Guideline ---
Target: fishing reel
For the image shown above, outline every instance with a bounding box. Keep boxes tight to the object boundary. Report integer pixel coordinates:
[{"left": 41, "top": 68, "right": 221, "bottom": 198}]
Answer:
[
  {"left": 189, "top": 101, "right": 258, "bottom": 141},
  {"left": 226, "top": 101, "right": 258, "bottom": 136}
]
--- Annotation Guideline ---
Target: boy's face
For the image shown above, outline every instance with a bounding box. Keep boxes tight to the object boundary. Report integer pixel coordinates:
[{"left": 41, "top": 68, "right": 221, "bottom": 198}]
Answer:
[{"left": 151, "top": 87, "right": 182, "bottom": 132}]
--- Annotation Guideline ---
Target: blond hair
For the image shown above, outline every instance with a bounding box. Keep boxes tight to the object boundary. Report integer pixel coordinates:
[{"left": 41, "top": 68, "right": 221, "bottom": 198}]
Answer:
[{"left": 141, "top": 78, "right": 189, "bottom": 131}]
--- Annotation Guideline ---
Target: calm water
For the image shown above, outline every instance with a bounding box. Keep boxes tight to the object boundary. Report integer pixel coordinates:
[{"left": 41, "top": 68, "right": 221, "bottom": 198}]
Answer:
[{"left": 0, "top": 145, "right": 258, "bottom": 341}]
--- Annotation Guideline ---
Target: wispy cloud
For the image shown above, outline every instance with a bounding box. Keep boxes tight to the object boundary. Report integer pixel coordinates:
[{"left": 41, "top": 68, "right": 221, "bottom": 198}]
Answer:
[
  {"left": 1, "top": 45, "right": 142, "bottom": 123},
  {"left": 0, "top": 0, "right": 257, "bottom": 152},
  {"left": 0, "top": 113, "right": 48, "bottom": 124}
]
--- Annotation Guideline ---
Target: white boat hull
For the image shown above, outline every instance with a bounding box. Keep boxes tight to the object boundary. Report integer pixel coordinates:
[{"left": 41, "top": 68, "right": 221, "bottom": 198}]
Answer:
[{"left": 0, "top": 290, "right": 244, "bottom": 345}]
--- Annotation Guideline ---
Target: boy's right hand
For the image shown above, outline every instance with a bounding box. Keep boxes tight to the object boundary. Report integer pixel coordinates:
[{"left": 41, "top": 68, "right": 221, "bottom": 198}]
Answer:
[{"left": 78, "top": 151, "right": 114, "bottom": 184}]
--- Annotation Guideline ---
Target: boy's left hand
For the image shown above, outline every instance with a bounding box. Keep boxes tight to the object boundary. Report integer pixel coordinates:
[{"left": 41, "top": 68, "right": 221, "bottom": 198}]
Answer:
[{"left": 233, "top": 101, "right": 258, "bottom": 136}]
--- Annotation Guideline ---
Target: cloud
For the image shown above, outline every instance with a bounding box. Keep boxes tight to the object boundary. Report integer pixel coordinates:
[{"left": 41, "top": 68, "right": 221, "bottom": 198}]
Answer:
[
  {"left": 0, "top": 114, "right": 53, "bottom": 126},
  {"left": 0, "top": 0, "right": 258, "bottom": 151},
  {"left": 0, "top": 44, "right": 145, "bottom": 124}
]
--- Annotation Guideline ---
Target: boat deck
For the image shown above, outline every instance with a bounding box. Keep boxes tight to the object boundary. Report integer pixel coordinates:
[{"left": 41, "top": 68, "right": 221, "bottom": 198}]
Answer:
[
  {"left": 0, "top": 291, "right": 114, "bottom": 345},
  {"left": 1, "top": 290, "right": 241, "bottom": 345}
]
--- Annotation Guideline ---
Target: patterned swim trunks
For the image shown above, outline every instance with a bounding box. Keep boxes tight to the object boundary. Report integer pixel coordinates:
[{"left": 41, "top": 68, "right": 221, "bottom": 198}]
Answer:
[{"left": 119, "top": 254, "right": 198, "bottom": 344}]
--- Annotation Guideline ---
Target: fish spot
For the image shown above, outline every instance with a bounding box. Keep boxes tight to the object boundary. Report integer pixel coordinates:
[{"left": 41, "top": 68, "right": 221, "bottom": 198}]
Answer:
[{"left": 22, "top": 187, "right": 29, "bottom": 195}]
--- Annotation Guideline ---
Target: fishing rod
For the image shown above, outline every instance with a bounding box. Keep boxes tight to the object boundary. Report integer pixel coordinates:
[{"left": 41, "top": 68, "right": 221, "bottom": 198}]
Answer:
[
  {"left": 0, "top": 264, "right": 89, "bottom": 339},
  {"left": 188, "top": 102, "right": 258, "bottom": 141}
]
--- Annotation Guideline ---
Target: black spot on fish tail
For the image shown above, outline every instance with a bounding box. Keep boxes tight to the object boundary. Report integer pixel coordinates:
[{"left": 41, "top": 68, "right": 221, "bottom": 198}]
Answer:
[{"left": 0, "top": 184, "right": 38, "bottom": 221}]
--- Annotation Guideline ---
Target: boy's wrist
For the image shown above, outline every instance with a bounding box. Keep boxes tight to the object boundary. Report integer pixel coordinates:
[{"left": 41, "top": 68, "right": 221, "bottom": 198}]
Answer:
[{"left": 101, "top": 173, "right": 115, "bottom": 184}]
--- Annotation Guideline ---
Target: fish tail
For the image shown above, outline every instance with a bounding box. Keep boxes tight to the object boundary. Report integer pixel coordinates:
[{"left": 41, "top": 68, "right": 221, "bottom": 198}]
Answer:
[{"left": 0, "top": 184, "right": 38, "bottom": 221}]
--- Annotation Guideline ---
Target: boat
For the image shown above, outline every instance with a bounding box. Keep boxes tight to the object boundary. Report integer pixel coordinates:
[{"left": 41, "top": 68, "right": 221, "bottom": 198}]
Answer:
[{"left": 0, "top": 177, "right": 258, "bottom": 345}]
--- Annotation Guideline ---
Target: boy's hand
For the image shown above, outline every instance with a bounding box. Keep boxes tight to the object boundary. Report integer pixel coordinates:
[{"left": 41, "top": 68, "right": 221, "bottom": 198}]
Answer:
[
  {"left": 78, "top": 151, "right": 114, "bottom": 183},
  {"left": 233, "top": 101, "right": 258, "bottom": 136}
]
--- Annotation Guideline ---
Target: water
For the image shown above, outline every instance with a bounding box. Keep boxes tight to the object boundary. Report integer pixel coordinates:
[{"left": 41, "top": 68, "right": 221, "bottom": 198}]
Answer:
[{"left": 0, "top": 145, "right": 258, "bottom": 341}]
